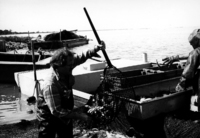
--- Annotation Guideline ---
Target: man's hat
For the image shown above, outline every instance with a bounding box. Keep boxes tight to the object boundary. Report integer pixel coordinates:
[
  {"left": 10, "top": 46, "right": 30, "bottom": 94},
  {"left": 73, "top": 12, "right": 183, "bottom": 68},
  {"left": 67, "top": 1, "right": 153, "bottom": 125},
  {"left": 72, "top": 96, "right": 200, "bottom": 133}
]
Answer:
[{"left": 188, "top": 29, "right": 200, "bottom": 44}]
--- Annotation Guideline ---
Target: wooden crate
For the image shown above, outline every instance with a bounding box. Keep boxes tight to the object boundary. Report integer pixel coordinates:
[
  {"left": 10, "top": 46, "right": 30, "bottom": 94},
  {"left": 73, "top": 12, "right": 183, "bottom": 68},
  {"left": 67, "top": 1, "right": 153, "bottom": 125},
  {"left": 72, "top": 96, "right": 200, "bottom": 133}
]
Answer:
[
  {"left": 123, "top": 89, "right": 191, "bottom": 120},
  {"left": 106, "top": 76, "right": 192, "bottom": 120}
]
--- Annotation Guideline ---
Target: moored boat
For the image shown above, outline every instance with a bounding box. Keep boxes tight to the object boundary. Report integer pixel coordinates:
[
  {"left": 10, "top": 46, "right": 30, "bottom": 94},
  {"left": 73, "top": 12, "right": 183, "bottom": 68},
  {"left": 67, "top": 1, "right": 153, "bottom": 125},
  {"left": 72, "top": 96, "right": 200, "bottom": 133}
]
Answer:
[
  {"left": 27, "top": 38, "right": 89, "bottom": 50},
  {"left": 0, "top": 52, "right": 51, "bottom": 83},
  {"left": 27, "top": 30, "right": 89, "bottom": 50}
]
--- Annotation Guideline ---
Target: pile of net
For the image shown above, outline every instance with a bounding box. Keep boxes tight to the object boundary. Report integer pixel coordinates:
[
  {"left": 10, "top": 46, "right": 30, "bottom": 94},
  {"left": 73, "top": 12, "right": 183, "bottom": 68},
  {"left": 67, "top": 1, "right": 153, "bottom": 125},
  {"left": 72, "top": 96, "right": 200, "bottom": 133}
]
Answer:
[
  {"left": 75, "top": 88, "right": 144, "bottom": 138},
  {"left": 73, "top": 67, "right": 144, "bottom": 137},
  {"left": 164, "top": 110, "right": 200, "bottom": 138},
  {"left": 76, "top": 65, "right": 200, "bottom": 138}
]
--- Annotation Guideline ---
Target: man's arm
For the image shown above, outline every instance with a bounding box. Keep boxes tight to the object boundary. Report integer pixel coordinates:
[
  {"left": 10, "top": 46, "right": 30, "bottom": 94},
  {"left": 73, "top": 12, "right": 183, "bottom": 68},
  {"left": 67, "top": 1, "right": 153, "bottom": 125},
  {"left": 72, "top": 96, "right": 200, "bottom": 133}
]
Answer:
[
  {"left": 73, "top": 45, "right": 101, "bottom": 66},
  {"left": 162, "top": 54, "right": 188, "bottom": 65},
  {"left": 176, "top": 51, "right": 199, "bottom": 91},
  {"left": 181, "top": 52, "right": 199, "bottom": 80},
  {"left": 178, "top": 55, "right": 188, "bottom": 60},
  {"left": 73, "top": 41, "right": 106, "bottom": 67}
]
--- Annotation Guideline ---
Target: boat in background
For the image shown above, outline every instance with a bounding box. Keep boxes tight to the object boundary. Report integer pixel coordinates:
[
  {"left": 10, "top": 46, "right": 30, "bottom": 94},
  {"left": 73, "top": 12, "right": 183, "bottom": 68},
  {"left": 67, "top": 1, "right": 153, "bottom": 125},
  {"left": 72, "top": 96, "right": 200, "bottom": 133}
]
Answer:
[
  {"left": 28, "top": 38, "right": 89, "bottom": 50},
  {"left": 27, "top": 30, "right": 89, "bottom": 50},
  {"left": 0, "top": 51, "right": 51, "bottom": 83}
]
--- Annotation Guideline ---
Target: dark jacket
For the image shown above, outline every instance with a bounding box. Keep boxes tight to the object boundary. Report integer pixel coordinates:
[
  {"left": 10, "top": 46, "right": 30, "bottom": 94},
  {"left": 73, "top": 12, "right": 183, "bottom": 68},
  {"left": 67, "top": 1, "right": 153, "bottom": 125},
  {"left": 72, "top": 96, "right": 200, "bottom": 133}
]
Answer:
[{"left": 178, "top": 47, "right": 200, "bottom": 89}]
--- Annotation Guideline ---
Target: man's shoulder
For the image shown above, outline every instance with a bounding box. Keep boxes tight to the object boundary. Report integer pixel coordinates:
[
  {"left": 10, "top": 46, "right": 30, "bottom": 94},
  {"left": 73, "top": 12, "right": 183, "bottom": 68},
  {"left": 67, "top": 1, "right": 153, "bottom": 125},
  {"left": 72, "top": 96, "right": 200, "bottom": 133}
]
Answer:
[{"left": 190, "top": 48, "right": 200, "bottom": 55}]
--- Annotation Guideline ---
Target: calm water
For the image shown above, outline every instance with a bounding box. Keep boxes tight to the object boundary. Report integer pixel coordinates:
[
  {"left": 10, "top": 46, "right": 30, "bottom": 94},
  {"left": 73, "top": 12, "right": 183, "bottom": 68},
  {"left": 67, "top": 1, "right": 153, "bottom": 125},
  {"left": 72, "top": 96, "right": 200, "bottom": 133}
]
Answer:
[
  {"left": 2, "top": 26, "right": 194, "bottom": 62},
  {"left": 77, "top": 27, "right": 194, "bottom": 62},
  {"left": 0, "top": 27, "right": 196, "bottom": 120}
]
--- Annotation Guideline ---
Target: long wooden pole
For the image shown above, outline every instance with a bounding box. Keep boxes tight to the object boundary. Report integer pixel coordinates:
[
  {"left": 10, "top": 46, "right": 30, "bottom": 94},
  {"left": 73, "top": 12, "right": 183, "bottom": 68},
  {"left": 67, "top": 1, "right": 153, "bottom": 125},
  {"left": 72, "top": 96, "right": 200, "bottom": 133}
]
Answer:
[
  {"left": 83, "top": 7, "right": 112, "bottom": 67},
  {"left": 31, "top": 41, "right": 38, "bottom": 98},
  {"left": 28, "top": 31, "right": 30, "bottom": 41},
  {"left": 60, "top": 29, "right": 62, "bottom": 42},
  {"left": 31, "top": 41, "right": 37, "bottom": 81}
]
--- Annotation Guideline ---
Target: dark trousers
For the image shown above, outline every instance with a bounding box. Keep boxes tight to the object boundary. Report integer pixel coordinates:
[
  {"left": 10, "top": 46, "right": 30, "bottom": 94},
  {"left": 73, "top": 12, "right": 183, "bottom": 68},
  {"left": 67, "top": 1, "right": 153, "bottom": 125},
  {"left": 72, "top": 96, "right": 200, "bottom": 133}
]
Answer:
[{"left": 38, "top": 116, "right": 73, "bottom": 138}]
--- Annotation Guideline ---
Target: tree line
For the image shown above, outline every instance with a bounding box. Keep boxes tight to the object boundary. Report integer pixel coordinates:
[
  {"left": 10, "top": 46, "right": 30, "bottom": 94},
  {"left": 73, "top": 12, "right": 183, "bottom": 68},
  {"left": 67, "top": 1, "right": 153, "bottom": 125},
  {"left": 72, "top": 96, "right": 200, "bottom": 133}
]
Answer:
[{"left": 0, "top": 29, "right": 49, "bottom": 35}]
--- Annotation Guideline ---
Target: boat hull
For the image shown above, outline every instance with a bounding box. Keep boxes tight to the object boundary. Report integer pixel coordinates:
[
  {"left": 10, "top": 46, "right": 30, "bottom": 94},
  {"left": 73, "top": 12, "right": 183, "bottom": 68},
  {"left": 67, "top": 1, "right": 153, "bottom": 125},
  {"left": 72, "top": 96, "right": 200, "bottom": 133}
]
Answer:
[
  {"left": 0, "top": 52, "right": 51, "bottom": 83},
  {"left": 0, "top": 62, "right": 49, "bottom": 83},
  {"left": 0, "top": 52, "right": 51, "bottom": 62}
]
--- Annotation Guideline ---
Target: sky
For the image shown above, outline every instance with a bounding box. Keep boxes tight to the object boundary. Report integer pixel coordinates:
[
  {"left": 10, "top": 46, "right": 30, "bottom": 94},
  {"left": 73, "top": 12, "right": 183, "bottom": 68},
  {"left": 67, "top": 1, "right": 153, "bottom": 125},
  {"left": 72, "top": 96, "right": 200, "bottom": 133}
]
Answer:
[{"left": 0, "top": 0, "right": 200, "bottom": 32}]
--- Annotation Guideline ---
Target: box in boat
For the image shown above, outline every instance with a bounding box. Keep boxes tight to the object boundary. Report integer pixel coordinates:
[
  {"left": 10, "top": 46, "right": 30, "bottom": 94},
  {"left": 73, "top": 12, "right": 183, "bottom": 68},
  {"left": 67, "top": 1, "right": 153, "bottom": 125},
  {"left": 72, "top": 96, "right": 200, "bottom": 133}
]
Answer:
[
  {"left": 126, "top": 89, "right": 191, "bottom": 120},
  {"left": 106, "top": 86, "right": 191, "bottom": 120},
  {"left": 103, "top": 62, "right": 192, "bottom": 120}
]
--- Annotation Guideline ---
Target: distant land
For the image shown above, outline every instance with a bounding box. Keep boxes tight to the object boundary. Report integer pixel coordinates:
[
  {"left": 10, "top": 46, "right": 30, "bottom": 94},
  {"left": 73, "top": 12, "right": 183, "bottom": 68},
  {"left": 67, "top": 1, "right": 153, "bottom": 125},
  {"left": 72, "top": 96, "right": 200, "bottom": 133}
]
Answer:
[
  {"left": 0, "top": 29, "right": 53, "bottom": 35},
  {"left": 0, "top": 27, "right": 155, "bottom": 35}
]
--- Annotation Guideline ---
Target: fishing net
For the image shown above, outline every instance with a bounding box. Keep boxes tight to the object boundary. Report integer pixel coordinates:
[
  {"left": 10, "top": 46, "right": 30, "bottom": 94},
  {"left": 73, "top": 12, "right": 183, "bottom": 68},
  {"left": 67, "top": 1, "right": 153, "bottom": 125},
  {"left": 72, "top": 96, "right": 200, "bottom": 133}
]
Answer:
[
  {"left": 80, "top": 65, "right": 146, "bottom": 137},
  {"left": 164, "top": 111, "right": 200, "bottom": 138},
  {"left": 83, "top": 65, "right": 199, "bottom": 138}
]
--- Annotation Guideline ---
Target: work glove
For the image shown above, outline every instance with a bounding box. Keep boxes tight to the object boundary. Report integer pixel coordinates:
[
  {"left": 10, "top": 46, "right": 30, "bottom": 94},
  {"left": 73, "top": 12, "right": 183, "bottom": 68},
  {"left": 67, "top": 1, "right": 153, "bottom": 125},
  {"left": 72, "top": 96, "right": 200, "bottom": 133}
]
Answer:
[
  {"left": 175, "top": 76, "right": 187, "bottom": 92},
  {"left": 97, "top": 41, "right": 106, "bottom": 51},
  {"left": 92, "top": 41, "right": 106, "bottom": 58},
  {"left": 175, "top": 83, "right": 185, "bottom": 92},
  {"left": 162, "top": 55, "right": 179, "bottom": 66}
]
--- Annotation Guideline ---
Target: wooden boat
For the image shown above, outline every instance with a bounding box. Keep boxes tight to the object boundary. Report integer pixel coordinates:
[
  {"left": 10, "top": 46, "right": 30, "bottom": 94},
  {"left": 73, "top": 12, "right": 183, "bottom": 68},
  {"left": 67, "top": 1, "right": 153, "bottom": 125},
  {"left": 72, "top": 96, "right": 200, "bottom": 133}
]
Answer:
[{"left": 0, "top": 52, "right": 51, "bottom": 83}]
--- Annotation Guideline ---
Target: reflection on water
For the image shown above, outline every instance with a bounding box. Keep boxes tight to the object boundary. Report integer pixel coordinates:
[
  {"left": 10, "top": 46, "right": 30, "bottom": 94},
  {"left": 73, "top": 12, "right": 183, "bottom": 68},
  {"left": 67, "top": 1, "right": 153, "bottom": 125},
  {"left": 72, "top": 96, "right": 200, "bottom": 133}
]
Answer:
[
  {"left": 0, "top": 83, "right": 19, "bottom": 120},
  {"left": 0, "top": 83, "right": 34, "bottom": 123},
  {"left": 0, "top": 83, "right": 19, "bottom": 102},
  {"left": 0, "top": 83, "right": 20, "bottom": 116}
]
